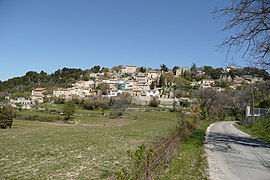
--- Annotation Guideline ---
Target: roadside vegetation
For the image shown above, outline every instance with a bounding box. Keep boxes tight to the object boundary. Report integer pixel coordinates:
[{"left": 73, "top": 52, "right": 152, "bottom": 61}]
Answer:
[
  {"left": 161, "top": 122, "right": 210, "bottom": 180},
  {"left": 236, "top": 117, "right": 270, "bottom": 143},
  {"left": 114, "top": 110, "right": 210, "bottom": 179}
]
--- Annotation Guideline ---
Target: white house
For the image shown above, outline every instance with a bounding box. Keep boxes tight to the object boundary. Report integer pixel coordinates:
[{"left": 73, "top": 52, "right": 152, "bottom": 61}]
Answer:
[
  {"left": 10, "top": 97, "right": 32, "bottom": 109},
  {"left": 121, "top": 65, "right": 137, "bottom": 74},
  {"left": 147, "top": 71, "right": 160, "bottom": 80},
  {"left": 136, "top": 73, "right": 148, "bottom": 83},
  {"left": 101, "top": 90, "right": 118, "bottom": 98},
  {"left": 201, "top": 79, "right": 215, "bottom": 89},
  {"left": 146, "top": 89, "right": 160, "bottom": 97},
  {"left": 225, "top": 66, "right": 237, "bottom": 72}
]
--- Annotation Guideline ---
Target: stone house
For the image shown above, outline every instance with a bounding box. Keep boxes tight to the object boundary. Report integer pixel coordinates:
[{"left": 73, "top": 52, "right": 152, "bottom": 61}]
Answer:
[
  {"left": 201, "top": 79, "right": 215, "bottom": 89},
  {"left": 147, "top": 71, "right": 160, "bottom": 80},
  {"left": 31, "top": 87, "right": 46, "bottom": 104},
  {"left": 121, "top": 65, "right": 137, "bottom": 74},
  {"left": 53, "top": 88, "right": 72, "bottom": 100},
  {"left": 175, "top": 67, "right": 190, "bottom": 76}
]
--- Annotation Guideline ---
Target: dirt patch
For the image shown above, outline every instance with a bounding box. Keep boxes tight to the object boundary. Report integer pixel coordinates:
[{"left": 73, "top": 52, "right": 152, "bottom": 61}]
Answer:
[{"left": 76, "top": 119, "right": 136, "bottom": 127}]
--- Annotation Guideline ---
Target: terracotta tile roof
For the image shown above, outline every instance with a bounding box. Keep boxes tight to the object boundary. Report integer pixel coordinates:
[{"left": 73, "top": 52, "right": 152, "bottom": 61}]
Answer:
[{"left": 34, "top": 88, "right": 46, "bottom": 91}]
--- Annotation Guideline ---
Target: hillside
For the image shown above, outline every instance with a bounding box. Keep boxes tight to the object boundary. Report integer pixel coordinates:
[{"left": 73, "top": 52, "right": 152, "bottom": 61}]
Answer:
[{"left": 0, "top": 68, "right": 88, "bottom": 94}]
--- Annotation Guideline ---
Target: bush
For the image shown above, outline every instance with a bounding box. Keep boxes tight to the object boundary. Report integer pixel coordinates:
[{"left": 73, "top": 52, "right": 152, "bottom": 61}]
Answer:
[
  {"left": 83, "top": 98, "right": 109, "bottom": 110},
  {"left": 258, "top": 99, "right": 270, "bottom": 108},
  {"left": 71, "top": 96, "right": 84, "bottom": 105},
  {"left": 115, "top": 144, "right": 154, "bottom": 179},
  {"left": 0, "top": 105, "right": 15, "bottom": 129},
  {"left": 115, "top": 112, "right": 197, "bottom": 179},
  {"left": 110, "top": 93, "right": 132, "bottom": 118},
  {"left": 84, "top": 98, "right": 100, "bottom": 110},
  {"left": 54, "top": 97, "right": 65, "bottom": 104},
  {"left": 15, "top": 114, "right": 61, "bottom": 122},
  {"left": 63, "top": 101, "right": 76, "bottom": 121},
  {"left": 170, "top": 101, "right": 178, "bottom": 112},
  {"left": 148, "top": 97, "right": 159, "bottom": 107},
  {"left": 176, "top": 111, "right": 196, "bottom": 139}
]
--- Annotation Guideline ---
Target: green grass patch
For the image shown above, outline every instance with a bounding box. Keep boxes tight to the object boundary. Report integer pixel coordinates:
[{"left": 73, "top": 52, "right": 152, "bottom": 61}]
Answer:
[
  {"left": 161, "top": 122, "right": 210, "bottom": 180},
  {"left": 236, "top": 117, "right": 270, "bottom": 143},
  {"left": 0, "top": 110, "right": 177, "bottom": 179}
]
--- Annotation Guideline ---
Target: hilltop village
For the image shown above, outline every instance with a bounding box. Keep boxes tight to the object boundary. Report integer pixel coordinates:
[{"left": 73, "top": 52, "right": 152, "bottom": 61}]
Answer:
[
  {"left": 3, "top": 64, "right": 268, "bottom": 109},
  {"left": 1, "top": 64, "right": 270, "bottom": 179}
]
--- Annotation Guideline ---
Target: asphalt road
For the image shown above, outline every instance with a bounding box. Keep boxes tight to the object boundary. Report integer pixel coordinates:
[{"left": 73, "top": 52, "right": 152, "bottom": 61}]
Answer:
[{"left": 205, "top": 121, "right": 270, "bottom": 180}]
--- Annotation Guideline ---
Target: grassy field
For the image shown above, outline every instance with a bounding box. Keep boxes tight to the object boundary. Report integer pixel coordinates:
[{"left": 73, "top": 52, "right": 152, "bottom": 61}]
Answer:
[
  {"left": 161, "top": 122, "right": 210, "bottom": 180},
  {"left": 0, "top": 110, "right": 177, "bottom": 179},
  {"left": 236, "top": 117, "right": 270, "bottom": 143}
]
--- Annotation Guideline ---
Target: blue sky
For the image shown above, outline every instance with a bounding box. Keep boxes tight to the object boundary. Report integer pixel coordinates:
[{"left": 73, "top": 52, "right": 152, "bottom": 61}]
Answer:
[{"left": 0, "top": 0, "right": 245, "bottom": 81}]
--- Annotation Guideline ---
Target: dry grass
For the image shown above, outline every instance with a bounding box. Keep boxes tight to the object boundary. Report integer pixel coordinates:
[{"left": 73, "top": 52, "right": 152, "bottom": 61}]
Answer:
[{"left": 0, "top": 110, "right": 177, "bottom": 179}]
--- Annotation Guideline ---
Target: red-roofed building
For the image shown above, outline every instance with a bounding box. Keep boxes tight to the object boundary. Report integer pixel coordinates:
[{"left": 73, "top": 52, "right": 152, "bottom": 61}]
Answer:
[{"left": 34, "top": 87, "right": 46, "bottom": 91}]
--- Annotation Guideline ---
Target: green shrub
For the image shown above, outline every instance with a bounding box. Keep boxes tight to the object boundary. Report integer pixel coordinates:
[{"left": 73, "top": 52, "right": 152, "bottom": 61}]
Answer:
[
  {"left": 100, "top": 169, "right": 112, "bottom": 178},
  {"left": 110, "top": 93, "right": 132, "bottom": 118},
  {"left": 149, "top": 97, "right": 159, "bottom": 107},
  {"left": 258, "top": 99, "right": 270, "bottom": 108},
  {"left": 170, "top": 101, "right": 178, "bottom": 112},
  {"left": 84, "top": 99, "right": 101, "bottom": 110},
  {"left": 63, "top": 101, "right": 76, "bottom": 121},
  {"left": 176, "top": 111, "right": 196, "bottom": 139},
  {"left": 53, "top": 97, "right": 65, "bottom": 104},
  {"left": 15, "top": 114, "right": 61, "bottom": 122},
  {"left": 115, "top": 144, "right": 154, "bottom": 179},
  {"left": 83, "top": 98, "right": 109, "bottom": 110},
  {"left": 0, "top": 105, "right": 15, "bottom": 129}
]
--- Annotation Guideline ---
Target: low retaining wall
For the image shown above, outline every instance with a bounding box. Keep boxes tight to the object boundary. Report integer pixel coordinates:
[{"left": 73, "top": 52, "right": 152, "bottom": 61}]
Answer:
[{"left": 132, "top": 97, "right": 177, "bottom": 106}]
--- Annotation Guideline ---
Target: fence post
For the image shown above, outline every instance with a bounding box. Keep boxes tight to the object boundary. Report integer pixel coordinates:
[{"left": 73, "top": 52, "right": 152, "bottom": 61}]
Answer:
[
  {"left": 245, "top": 106, "right": 250, "bottom": 118},
  {"left": 146, "top": 153, "right": 150, "bottom": 180}
]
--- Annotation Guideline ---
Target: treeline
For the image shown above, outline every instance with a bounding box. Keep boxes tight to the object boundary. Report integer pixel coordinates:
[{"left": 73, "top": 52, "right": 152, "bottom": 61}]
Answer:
[
  {"left": 194, "top": 65, "right": 269, "bottom": 80},
  {"left": 0, "top": 68, "right": 88, "bottom": 94},
  {"left": 227, "top": 67, "right": 269, "bottom": 80}
]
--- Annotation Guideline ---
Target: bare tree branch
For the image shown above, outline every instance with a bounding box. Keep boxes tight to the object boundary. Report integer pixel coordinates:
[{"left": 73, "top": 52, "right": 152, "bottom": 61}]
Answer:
[{"left": 215, "top": 0, "right": 270, "bottom": 67}]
